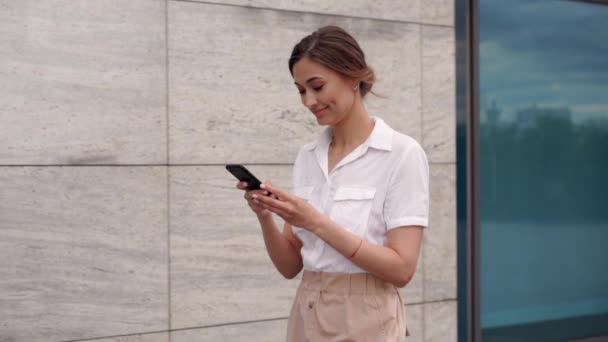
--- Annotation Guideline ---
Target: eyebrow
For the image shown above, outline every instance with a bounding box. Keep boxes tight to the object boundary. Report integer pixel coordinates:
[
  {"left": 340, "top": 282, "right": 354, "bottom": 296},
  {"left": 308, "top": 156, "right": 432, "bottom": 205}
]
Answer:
[{"left": 294, "top": 76, "right": 324, "bottom": 87}]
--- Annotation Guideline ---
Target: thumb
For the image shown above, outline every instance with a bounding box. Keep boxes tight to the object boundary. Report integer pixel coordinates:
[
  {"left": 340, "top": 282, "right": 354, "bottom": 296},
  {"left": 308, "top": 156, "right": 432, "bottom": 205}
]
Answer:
[
  {"left": 262, "top": 179, "right": 277, "bottom": 198},
  {"left": 260, "top": 183, "right": 292, "bottom": 201}
]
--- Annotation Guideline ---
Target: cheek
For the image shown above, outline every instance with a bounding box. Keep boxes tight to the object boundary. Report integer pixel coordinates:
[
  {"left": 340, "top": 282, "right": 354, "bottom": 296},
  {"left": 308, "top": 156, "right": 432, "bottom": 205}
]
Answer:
[
  {"left": 330, "top": 92, "right": 352, "bottom": 111},
  {"left": 320, "top": 88, "right": 343, "bottom": 108}
]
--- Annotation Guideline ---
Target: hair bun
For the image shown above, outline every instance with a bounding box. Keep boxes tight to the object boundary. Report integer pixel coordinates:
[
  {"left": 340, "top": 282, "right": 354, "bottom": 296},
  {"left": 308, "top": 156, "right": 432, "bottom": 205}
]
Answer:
[{"left": 289, "top": 26, "right": 377, "bottom": 98}]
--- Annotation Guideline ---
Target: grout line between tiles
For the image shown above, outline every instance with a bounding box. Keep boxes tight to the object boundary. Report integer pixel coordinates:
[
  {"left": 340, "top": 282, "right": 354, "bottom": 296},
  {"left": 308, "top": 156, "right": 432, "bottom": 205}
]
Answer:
[
  {"left": 165, "top": 0, "right": 172, "bottom": 339},
  {"left": 57, "top": 298, "right": 457, "bottom": 341},
  {"left": 171, "top": 0, "right": 454, "bottom": 28}
]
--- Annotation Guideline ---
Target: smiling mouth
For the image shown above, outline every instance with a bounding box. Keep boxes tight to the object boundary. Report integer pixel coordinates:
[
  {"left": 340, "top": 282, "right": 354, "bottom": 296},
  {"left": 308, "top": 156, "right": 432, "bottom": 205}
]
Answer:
[{"left": 314, "top": 107, "right": 328, "bottom": 116}]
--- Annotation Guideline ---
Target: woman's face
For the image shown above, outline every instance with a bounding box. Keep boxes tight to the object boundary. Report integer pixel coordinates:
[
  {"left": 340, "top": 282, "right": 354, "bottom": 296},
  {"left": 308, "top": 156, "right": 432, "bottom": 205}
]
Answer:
[{"left": 292, "top": 57, "right": 357, "bottom": 126}]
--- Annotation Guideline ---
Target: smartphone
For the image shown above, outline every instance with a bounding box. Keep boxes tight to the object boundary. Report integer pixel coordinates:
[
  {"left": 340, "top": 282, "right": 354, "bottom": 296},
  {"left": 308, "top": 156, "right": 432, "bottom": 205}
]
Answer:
[{"left": 225, "top": 164, "right": 263, "bottom": 191}]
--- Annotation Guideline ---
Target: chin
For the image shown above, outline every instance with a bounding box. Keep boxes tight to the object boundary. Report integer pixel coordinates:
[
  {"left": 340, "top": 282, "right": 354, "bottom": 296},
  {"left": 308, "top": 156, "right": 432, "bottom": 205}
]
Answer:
[
  {"left": 320, "top": 113, "right": 347, "bottom": 127},
  {"left": 316, "top": 115, "right": 335, "bottom": 126}
]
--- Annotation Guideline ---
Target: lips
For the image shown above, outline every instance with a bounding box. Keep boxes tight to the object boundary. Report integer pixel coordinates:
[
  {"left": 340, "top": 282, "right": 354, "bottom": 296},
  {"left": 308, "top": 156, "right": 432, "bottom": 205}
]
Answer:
[{"left": 313, "top": 107, "right": 328, "bottom": 117}]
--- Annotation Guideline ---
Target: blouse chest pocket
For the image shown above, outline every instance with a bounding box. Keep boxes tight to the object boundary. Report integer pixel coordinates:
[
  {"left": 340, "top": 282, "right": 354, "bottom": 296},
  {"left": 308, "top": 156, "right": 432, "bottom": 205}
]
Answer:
[{"left": 330, "top": 186, "right": 376, "bottom": 239}]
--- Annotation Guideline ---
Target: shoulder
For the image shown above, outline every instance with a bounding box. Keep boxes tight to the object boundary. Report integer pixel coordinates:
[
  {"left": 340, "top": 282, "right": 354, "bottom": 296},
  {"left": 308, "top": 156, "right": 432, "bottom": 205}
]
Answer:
[
  {"left": 294, "top": 141, "right": 315, "bottom": 161},
  {"left": 390, "top": 131, "right": 426, "bottom": 160},
  {"left": 292, "top": 140, "right": 316, "bottom": 174},
  {"left": 295, "top": 127, "right": 327, "bottom": 161},
  {"left": 375, "top": 117, "right": 424, "bottom": 157},
  {"left": 300, "top": 141, "right": 316, "bottom": 153}
]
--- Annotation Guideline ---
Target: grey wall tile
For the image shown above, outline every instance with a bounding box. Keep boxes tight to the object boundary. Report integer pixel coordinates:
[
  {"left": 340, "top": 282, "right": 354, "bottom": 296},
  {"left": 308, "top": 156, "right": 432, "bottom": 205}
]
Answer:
[
  {"left": 422, "top": 26, "right": 456, "bottom": 163},
  {"left": 169, "top": 2, "right": 421, "bottom": 164},
  {"left": 172, "top": 319, "right": 287, "bottom": 342},
  {"left": 170, "top": 165, "right": 299, "bottom": 328},
  {"left": 405, "top": 304, "right": 423, "bottom": 342},
  {"left": 424, "top": 300, "right": 457, "bottom": 342},
  {"left": 81, "top": 332, "right": 169, "bottom": 342},
  {"left": 0, "top": 0, "right": 167, "bottom": 165},
  {"left": 181, "top": 0, "right": 420, "bottom": 23},
  {"left": 421, "top": 0, "right": 454, "bottom": 27},
  {"left": 0, "top": 166, "right": 169, "bottom": 342},
  {"left": 424, "top": 163, "right": 457, "bottom": 301}
]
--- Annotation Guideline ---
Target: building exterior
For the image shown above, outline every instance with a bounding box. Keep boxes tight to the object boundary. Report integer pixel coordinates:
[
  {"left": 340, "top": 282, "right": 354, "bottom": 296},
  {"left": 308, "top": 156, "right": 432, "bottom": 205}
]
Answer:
[
  {"left": 458, "top": 0, "right": 608, "bottom": 341},
  {"left": 3, "top": 0, "right": 606, "bottom": 341},
  {"left": 1, "top": 1, "right": 456, "bottom": 341}
]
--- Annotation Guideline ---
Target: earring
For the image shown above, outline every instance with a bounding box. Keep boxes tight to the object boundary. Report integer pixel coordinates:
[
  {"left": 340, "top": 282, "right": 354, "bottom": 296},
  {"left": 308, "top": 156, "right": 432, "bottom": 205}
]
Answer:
[{"left": 353, "top": 84, "right": 359, "bottom": 91}]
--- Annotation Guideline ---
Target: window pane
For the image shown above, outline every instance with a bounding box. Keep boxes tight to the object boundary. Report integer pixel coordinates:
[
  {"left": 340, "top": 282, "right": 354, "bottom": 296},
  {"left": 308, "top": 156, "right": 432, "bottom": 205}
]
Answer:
[{"left": 479, "top": 0, "right": 608, "bottom": 340}]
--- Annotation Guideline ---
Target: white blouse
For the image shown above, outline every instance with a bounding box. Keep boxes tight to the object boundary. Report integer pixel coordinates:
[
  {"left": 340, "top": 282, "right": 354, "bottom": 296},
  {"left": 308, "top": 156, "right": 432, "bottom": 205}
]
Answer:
[{"left": 291, "top": 117, "right": 429, "bottom": 273}]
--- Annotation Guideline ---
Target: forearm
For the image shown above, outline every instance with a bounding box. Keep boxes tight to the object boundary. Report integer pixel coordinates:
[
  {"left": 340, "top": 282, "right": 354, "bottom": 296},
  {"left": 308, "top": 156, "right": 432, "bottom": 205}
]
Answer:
[
  {"left": 257, "top": 214, "right": 302, "bottom": 279},
  {"left": 311, "top": 216, "right": 416, "bottom": 287}
]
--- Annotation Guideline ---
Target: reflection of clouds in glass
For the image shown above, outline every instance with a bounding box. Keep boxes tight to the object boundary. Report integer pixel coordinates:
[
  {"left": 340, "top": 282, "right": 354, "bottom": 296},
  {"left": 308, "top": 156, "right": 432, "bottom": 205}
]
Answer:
[
  {"left": 479, "top": 1, "right": 608, "bottom": 329},
  {"left": 480, "top": 0, "right": 608, "bottom": 124},
  {"left": 574, "top": 104, "right": 608, "bottom": 114}
]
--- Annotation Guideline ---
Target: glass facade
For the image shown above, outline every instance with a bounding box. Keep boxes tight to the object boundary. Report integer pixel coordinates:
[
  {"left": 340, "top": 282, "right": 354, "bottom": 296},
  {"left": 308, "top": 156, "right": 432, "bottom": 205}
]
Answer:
[{"left": 477, "top": 0, "right": 608, "bottom": 340}]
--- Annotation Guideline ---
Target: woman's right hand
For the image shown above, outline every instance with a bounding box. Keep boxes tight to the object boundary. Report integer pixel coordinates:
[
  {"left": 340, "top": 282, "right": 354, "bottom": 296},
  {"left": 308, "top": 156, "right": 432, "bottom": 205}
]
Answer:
[{"left": 237, "top": 180, "right": 274, "bottom": 218}]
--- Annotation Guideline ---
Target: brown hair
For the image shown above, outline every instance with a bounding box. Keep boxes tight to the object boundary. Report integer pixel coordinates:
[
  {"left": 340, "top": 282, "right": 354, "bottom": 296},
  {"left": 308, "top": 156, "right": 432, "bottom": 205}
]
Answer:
[{"left": 288, "top": 26, "right": 376, "bottom": 98}]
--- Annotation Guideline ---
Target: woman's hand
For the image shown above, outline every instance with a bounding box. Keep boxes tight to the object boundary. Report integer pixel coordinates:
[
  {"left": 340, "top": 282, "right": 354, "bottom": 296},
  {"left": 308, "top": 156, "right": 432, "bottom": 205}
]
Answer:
[
  {"left": 237, "top": 180, "right": 277, "bottom": 219},
  {"left": 252, "top": 183, "right": 324, "bottom": 232}
]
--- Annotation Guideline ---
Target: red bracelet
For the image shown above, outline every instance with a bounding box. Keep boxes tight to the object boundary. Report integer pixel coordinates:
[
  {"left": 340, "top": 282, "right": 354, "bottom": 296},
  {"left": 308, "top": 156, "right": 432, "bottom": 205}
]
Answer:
[{"left": 349, "top": 239, "right": 363, "bottom": 259}]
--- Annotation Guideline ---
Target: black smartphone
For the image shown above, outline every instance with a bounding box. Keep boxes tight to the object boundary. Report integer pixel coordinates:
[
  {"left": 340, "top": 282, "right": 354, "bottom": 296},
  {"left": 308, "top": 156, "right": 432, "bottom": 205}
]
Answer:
[{"left": 225, "top": 164, "right": 263, "bottom": 191}]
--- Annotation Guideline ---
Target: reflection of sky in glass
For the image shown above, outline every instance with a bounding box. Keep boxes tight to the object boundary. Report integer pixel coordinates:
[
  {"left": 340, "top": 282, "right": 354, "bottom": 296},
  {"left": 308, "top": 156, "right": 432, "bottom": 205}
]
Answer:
[
  {"left": 479, "top": 0, "right": 608, "bottom": 124},
  {"left": 479, "top": 0, "right": 608, "bottom": 337}
]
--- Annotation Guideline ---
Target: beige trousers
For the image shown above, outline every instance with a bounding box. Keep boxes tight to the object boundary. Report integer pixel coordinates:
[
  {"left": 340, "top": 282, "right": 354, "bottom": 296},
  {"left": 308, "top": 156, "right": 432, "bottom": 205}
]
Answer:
[{"left": 286, "top": 271, "right": 408, "bottom": 342}]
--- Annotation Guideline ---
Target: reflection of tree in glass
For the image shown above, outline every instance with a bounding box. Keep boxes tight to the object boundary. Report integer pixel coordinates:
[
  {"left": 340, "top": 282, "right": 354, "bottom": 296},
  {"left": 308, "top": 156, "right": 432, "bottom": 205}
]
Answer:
[{"left": 480, "top": 103, "right": 608, "bottom": 224}]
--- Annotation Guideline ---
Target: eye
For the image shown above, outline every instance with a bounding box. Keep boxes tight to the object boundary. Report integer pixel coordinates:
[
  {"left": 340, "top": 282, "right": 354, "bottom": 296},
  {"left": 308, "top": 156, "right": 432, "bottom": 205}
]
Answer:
[{"left": 312, "top": 84, "right": 324, "bottom": 92}]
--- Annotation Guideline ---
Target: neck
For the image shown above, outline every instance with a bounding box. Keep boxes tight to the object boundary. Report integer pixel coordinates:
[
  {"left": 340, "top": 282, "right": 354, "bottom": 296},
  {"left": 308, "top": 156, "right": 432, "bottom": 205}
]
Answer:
[{"left": 330, "top": 103, "right": 374, "bottom": 150}]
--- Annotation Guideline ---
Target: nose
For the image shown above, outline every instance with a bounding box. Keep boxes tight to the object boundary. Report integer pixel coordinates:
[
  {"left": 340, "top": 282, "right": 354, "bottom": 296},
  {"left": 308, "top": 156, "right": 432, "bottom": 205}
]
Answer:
[{"left": 302, "top": 91, "right": 317, "bottom": 109}]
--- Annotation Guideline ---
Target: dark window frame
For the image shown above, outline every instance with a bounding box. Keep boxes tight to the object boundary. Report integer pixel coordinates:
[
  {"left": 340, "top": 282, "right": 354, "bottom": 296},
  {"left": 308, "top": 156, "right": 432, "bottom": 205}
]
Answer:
[{"left": 455, "top": 0, "right": 479, "bottom": 340}]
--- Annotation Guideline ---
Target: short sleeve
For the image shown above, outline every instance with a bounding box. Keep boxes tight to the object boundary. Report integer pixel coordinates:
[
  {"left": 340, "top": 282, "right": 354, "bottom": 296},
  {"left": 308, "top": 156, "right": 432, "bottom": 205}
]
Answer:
[{"left": 383, "top": 142, "right": 430, "bottom": 229}]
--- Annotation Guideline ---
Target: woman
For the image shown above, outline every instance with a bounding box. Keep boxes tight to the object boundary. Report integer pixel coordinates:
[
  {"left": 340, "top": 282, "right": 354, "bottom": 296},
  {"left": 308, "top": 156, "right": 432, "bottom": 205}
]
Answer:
[{"left": 236, "top": 25, "right": 429, "bottom": 341}]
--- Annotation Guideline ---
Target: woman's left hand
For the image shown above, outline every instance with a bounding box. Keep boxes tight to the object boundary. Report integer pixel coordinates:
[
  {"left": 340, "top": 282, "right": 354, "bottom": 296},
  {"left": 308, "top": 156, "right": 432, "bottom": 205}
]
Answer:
[{"left": 252, "top": 183, "right": 324, "bottom": 232}]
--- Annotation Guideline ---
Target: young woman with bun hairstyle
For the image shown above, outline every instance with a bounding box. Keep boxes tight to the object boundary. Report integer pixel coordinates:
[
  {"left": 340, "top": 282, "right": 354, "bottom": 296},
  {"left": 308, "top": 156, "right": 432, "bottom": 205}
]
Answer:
[{"left": 236, "top": 25, "right": 429, "bottom": 341}]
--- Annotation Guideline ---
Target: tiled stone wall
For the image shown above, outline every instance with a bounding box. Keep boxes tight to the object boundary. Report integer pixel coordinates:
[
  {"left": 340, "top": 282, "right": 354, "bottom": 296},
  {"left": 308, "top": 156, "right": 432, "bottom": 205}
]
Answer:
[{"left": 0, "top": 0, "right": 456, "bottom": 341}]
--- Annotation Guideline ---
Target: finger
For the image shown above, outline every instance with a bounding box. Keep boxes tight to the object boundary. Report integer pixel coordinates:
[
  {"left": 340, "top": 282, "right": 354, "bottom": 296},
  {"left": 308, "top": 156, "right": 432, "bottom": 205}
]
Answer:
[
  {"left": 244, "top": 189, "right": 265, "bottom": 200},
  {"left": 238, "top": 180, "right": 276, "bottom": 197},
  {"left": 257, "top": 200, "right": 289, "bottom": 218},
  {"left": 253, "top": 193, "right": 291, "bottom": 213},
  {"left": 261, "top": 180, "right": 273, "bottom": 197},
  {"left": 260, "top": 183, "right": 293, "bottom": 201}
]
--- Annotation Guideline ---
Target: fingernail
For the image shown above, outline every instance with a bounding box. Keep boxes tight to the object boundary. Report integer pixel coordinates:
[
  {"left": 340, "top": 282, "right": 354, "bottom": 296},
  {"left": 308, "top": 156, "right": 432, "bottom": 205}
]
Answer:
[
  {"left": 252, "top": 194, "right": 258, "bottom": 199},
  {"left": 260, "top": 184, "right": 266, "bottom": 189}
]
